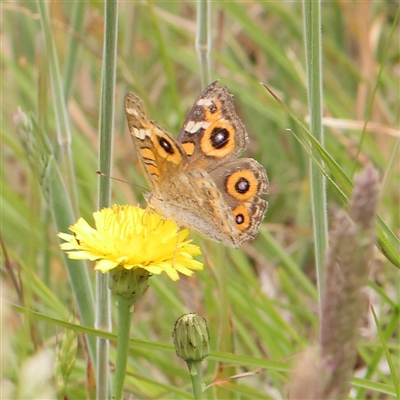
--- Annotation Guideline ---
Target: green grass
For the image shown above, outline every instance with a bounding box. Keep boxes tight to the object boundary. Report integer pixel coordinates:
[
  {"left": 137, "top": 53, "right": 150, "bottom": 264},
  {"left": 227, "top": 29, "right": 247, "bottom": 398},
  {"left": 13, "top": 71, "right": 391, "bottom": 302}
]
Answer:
[{"left": 1, "top": 1, "right": 399, "bottom": 399}]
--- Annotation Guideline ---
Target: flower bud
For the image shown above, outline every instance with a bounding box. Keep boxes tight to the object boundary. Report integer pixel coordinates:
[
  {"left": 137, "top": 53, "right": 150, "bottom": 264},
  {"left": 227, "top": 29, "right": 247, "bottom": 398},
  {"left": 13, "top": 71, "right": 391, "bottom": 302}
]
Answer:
[
  {"left": 108, "top": 267, "right": 150, "bottom": 299},
  {"left": 172, "top": 314, "right": 210, "bottom": 362}
]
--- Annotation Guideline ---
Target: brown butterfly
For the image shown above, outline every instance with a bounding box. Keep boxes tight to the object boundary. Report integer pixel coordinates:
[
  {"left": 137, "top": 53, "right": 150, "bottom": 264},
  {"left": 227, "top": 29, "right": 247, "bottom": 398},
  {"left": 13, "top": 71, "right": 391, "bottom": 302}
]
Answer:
[{"left": 125, "top": 82, "right": 268, "bottom": 248}]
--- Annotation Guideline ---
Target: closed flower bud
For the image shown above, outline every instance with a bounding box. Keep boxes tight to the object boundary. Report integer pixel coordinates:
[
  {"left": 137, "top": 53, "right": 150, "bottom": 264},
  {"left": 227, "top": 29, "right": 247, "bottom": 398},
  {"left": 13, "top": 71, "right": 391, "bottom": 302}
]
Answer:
[
  {"left": 172, "top": 314, "right": 210, "bottom": 362},
  {"left": 109, "top": 267, "right": 150, "bottom": 300}
]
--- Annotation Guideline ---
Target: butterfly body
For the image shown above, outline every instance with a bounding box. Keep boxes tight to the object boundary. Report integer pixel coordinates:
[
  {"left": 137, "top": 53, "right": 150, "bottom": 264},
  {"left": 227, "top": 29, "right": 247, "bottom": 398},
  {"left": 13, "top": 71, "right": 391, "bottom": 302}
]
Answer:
[{"left": 125, "top": 82, "right": 268, "bottom": 248}]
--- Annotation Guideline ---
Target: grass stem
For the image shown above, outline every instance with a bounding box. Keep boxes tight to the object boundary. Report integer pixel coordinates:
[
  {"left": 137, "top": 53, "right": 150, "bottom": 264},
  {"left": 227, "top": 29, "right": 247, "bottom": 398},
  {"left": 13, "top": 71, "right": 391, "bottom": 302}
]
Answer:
[
  {"left": 302, "top": 0, "right": 328, "bottom": 302},
  {"left": 96, "top": 0, "right": 119, "bottom": 398},
  {"left": 196, "top": 0, "right": 211, "bottom": 87}
]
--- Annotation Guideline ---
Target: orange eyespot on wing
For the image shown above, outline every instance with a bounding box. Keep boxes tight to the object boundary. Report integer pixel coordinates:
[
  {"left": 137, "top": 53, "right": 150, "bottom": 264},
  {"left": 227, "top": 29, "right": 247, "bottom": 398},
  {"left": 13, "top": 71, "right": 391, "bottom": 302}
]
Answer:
[
  {"left": 225, "top": 170, "right": 260, "bottom": 201},
  {"left": 178, "top": 81, "right": 248, "bottom": 171},
  {"left": 125, "top": 82, "right": 268, "bottom": 248},
  {"left": 200, "top": 122, "right": 237, "bottom": 159},
  {"left": 209, "top": 158, "right": 268, "bottom": 243},
  {"left": 233, "top": 204, "right": 251, "bottom": 232},
  {"left": 234, "top": 197, "right": 267, "bottom": 241},
  {"left": 125, "top": 92, "right": 188, "bottom": 189}
]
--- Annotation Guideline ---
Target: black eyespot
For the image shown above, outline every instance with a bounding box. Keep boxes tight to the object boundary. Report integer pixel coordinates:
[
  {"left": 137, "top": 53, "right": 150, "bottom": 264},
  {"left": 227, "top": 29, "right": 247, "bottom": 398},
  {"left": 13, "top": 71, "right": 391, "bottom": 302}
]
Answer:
[
  {"left": 236, "top": 214, "right": 245, "bottom": 225},
  {"left": 235, "top": 177, "right": 250, "bottom": 194},
  {"left": 158, "top": 137, "right": 174, "bottom": 154},
  {"left": 210, "top": 127, "right": 229, "bottom": 149}
]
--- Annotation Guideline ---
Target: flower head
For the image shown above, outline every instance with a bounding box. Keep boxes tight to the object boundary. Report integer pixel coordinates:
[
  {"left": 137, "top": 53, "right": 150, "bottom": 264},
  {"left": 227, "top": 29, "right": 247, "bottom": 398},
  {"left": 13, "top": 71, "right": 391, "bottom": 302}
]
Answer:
[
  {"left": 58, "top": 205, "right": 203, "bottom": 281},
  {"left": 172, "top": 313, "right": 210, "bottom": 362}
]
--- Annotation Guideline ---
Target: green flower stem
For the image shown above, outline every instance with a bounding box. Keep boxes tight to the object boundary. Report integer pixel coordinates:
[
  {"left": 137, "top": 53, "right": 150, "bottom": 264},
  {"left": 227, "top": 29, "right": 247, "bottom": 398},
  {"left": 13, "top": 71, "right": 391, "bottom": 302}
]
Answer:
[
  {"left": 172, "top": 313, "right": 209, "bottom": 399},
  {"left": 187, "top": 361, "right": 203, "bottom": 400},
  {"left": 113, "top": 295, "right": 135, "bottom": 400},
  {"left": 97, "top": 0, "right": 118, "bottom": 398}
]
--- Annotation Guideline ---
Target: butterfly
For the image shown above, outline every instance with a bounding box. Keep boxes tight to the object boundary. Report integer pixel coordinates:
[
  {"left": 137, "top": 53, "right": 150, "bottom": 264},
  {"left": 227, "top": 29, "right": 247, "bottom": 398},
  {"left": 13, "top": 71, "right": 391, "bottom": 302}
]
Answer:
[{"left": 125, "top": 81, "right": 268, "bottom": 248}]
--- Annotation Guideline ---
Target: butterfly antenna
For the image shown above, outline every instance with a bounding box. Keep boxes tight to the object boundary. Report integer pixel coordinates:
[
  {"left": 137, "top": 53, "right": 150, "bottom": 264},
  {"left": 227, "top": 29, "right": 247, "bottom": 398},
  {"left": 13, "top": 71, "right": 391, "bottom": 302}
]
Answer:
[{"left": 96, "top": 170, "right": 148, "bottom": 192}]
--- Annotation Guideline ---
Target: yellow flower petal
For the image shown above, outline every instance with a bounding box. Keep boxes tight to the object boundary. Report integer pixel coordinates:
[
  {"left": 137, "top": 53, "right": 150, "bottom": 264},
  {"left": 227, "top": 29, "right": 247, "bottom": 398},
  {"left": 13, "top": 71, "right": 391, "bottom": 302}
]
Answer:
[
  {"left": 58, "top": 205, "right": 203, "bottom": 280},
  {"left": 94, "top": 259, "right": 120, "bottom": 273}
]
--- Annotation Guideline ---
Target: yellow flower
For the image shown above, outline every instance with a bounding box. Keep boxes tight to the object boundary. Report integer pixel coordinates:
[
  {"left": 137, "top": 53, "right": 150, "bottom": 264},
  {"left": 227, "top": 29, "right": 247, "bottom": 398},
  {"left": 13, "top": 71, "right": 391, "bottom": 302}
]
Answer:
[{"left": 58, "top": 205, "right": 203, "bottom": 281}]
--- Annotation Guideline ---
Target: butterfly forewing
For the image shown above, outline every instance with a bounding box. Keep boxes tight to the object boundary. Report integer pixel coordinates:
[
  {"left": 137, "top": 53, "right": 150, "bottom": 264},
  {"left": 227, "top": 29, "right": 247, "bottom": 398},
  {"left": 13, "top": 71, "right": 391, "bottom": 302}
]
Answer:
[{"left": 124, "top": 83, "right": 268, "bottom": 248}]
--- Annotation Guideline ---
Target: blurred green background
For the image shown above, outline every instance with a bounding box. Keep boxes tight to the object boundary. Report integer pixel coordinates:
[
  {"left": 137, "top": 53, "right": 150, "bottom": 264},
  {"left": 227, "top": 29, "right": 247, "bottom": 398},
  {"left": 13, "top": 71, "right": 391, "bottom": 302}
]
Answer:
[{"left": 1, "top": 1, "right": 399, "bottom": 399}]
